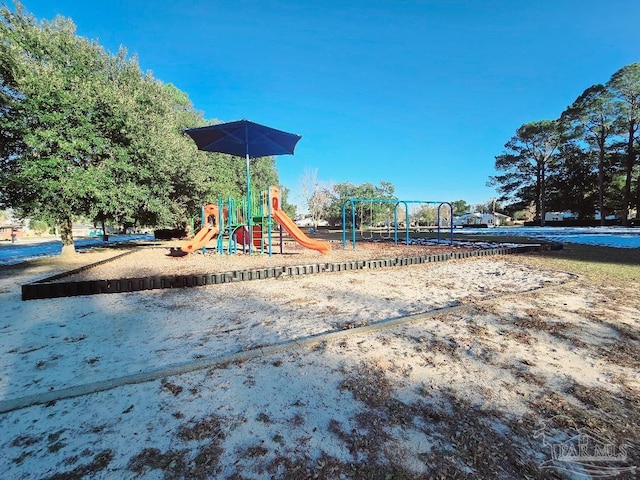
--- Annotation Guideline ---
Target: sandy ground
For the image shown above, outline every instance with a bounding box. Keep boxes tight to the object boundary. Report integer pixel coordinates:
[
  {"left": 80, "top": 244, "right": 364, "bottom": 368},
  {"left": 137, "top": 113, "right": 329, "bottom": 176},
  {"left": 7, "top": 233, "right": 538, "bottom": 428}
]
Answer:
[{"left": 0, "top": 243, "right": 638, "bottom": 479}]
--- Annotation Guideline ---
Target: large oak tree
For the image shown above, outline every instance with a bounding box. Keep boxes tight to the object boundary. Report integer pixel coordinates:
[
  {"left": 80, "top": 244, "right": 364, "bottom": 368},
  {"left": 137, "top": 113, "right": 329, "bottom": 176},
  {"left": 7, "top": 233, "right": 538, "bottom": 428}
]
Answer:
[{"left": 0, "top": 3, "right": 284, "bottom": 254}]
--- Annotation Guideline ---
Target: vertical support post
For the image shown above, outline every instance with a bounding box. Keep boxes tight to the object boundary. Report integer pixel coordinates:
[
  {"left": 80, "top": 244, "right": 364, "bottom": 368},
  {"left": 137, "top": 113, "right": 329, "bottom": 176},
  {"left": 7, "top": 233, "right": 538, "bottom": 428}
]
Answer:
[
  {"left": 227, "top": 197, "right": 234, "bottom": 255},
  {"left": 448, "top": 202, "right": 454, "bottom": 244},
  {"left": 342, "top": 201, "right": 347, "bottom": 249},
  {"left": 246, "top": 150, "right": 252, "bottom": 255},
  {"left": 394, "top": 203, "right": 398, "bottom": 245},
  {"left": 436, "top": 204, "right": 441, "bottom": 244},
  {"left": 351, "top": 199, "right": 357, "bottom": 249},
  {"left": 393, "top": 201, "right": 410, "bottom": 245},
  {"left": 200, "top": 204, "right": 206, "bottom": 255},
  {"left": 342, "top": 199, "right": 358, "bottom": 249},
  {"left": 404, "top": 202, "right": 409, "bottom": 245},
  {"left": 217, "top": 197, "right": 224, "bottom": 254},
  {"left": 267, "top": 188, "right": 273, "bottom": 257},
  {"left": 436, "top": 202, "right": 454, "bottom": 244}
]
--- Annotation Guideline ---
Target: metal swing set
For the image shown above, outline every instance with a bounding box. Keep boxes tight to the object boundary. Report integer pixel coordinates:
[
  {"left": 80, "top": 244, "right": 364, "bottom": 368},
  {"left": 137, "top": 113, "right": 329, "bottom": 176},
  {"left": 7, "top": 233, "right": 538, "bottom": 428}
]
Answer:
[{"left": 341, "top": 198, "right": 454, "bottom": 249}]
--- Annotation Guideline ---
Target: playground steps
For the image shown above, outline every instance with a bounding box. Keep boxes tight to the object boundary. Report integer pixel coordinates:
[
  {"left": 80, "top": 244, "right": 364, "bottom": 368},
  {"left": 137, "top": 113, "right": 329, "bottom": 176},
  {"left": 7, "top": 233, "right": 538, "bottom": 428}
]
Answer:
[
  {"left": 252, "top": 224, "right": 265, "bottom": 247},
  {"left": 230, "top": 224, "right": 267, "bottom": 249}
]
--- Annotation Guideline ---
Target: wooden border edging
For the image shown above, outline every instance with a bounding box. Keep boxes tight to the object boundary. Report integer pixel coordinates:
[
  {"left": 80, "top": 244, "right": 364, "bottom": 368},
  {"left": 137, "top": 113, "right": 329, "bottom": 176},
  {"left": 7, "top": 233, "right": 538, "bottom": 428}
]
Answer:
[{"left": 21, "top": 243, "right": 563, "bottom": 301}]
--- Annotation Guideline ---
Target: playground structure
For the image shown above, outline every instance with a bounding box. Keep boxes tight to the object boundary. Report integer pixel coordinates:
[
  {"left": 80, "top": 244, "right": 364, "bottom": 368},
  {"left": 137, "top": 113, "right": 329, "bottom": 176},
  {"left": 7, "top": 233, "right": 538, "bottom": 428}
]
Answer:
[
  {"left": 342, "top": 198, "right": 454, "bottom": 249},
  {"left": 180, "top": 203, "right": 221, "bottom": 253},
  {"left": 181, "top": 186, "right": 331, "bottom": 256}
]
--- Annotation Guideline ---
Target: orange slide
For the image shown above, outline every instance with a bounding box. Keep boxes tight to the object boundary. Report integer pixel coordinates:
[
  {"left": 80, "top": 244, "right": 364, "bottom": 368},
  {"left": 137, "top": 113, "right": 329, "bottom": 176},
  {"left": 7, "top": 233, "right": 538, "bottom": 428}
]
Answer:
[
  {"left": 267, "top": 186, "right": 331, "bottom": 255},
  {"left": 181, "top": 204, "right": 220, "bottom": 253},
  {"left": 272, "top": 208, "right": 331, "bottom": 255}
]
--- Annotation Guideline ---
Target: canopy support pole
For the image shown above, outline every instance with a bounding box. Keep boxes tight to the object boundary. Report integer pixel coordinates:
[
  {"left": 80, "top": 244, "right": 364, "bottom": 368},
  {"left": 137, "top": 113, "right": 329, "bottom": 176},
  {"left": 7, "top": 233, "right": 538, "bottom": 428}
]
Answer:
[{"left": 245, "top": 124, "right": 253, "bottom": 254}]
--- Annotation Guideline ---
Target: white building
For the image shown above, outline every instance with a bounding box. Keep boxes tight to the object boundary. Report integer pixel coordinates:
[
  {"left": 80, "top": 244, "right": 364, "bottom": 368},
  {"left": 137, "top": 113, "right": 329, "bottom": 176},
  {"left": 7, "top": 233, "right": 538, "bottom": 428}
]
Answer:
[
  {"left": 453, "top": 212, "right": 509, "bottom": 227},
  {"left": 544, "top": 211, "right": 577, "bottom": 222},
  {"left": 294, "top": 215, "right": 328, "bottom": 228}
]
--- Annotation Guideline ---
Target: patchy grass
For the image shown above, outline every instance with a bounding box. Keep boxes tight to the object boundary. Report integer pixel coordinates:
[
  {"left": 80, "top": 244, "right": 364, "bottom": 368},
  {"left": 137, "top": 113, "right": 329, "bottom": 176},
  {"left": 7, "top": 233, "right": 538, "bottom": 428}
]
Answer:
[
  {"left": 521, "top": 243, "right": 640, "bottom": 283},
  {"left": 526, "top": 385, "right": 640, "bottom": 471}
]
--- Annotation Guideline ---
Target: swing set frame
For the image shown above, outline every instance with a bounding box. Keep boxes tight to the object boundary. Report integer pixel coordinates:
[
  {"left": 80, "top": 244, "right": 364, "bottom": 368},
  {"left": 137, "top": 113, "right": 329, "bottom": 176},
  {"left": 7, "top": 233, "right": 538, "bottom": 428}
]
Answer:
[{"left": 341, "top": 198, "right": 454, "bottom": 249}]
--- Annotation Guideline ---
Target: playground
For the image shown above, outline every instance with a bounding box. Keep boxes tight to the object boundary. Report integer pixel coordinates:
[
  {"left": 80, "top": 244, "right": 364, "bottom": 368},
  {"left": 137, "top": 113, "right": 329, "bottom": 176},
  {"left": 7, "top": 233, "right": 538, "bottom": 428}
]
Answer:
[
  {"left": 173, "top": 185, "right": 462, "bottom": 261},
  {"left": 17, "top": 190, "right": 549, "bottom": 300},
  {"left": 58, "top": 238, "right": 499, "bottom": 283},
  {"left": 177, "top": 186, "right": 331, "bottom": 257}
]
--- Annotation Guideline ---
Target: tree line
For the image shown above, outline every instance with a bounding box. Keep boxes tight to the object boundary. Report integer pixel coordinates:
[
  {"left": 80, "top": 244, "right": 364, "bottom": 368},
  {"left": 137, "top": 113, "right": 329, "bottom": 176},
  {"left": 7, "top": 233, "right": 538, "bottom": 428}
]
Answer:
[
  {"left": 303, "top": 176, "right": 396, "bottom": 229},
  {"left": 0, "top": 3, "right": 288, "bottom": 254},
  {"left": 490, "top": 63, "right": 640, "bottom": 226},
  {"left": 299, "top": 169, "right": 473, "bottom": 230}
]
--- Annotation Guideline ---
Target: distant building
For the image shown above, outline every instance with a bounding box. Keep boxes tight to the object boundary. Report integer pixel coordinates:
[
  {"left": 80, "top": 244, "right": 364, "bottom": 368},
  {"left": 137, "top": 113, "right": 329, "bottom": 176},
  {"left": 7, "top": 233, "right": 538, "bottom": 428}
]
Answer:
[
  {"left": 294, "top": 215, "right": 314, "bottom": 227},
  {"left": 0, "top": 225, "right": 25, "bottom": 241},
  {"left": 545, "top": 211, "right": 578, "bottom": 222},
  {"left": 594, "top": 212, "right": 619, "bottom": 221},
  {"left": 71, "top": 223, "right": 104, "bottom": 237},
  {"left": 0, "top": 209, "right": 27, "bottom": 241},
  {"left": 454, "top": 212, "right": 509, "bottom": 227},
  {"left": 545, "top": 211, "right": 620, "bottom": 222},
  {"left": 294, "top": 214, "right": 328, "bottom": 228}
]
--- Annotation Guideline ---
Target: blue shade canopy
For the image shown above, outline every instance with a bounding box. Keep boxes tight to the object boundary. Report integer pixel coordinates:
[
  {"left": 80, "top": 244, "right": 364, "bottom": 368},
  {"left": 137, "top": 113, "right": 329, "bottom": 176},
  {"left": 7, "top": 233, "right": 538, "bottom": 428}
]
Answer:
[
  {"left": 184, "top": 119, "right": 301, "bottom": 158},
  {"left": 183, "top": 119, "right": 301, "bottom": 255}
]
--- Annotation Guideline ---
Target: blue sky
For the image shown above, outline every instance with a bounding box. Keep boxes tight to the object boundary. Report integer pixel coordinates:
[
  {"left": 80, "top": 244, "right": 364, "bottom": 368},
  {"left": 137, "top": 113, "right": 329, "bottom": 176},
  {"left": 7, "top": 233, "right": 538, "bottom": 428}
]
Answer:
[{"left": 19, "top": 0, "right": 640, "bottom": 210}]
